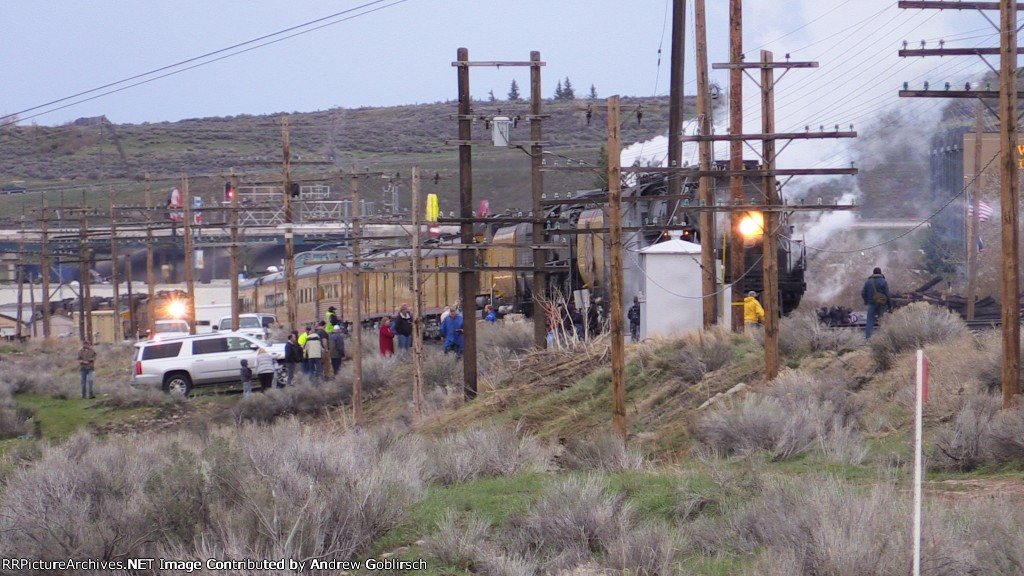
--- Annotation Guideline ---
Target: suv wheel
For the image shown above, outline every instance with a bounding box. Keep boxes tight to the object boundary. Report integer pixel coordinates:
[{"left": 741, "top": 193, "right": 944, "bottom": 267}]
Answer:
[{"left": 163, "top": 372, "right": 192, "bottom": 396}]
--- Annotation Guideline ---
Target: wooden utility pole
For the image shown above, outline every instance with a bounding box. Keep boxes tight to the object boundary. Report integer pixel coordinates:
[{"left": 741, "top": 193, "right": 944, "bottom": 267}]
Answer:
[
  {"left": 760, "top": 50, "right": 780, "bottom": 380},
  {"left": 999, "top": 0, "right": 1019, "bottom": 407},
  {"left": 109, "top": 189, "right": 121, "bottom": 342},
  {"left": 283, "top": 119, "right": 298, "bottom": 331},
  {"left": 125, "top": 246, "right": 134, "bottom": 339},
  {"left": 898, "top": 0, "right": 1020, "bottom": 408},
  {"left": 145, "top": 176, "right": 156, "bottom": 337},
  {"left": 40, "top": 199, "right": 51, "bottom": 338},
  {"left": 695, "top": 0, "right": 717, "bottom": 327},
  {"left": 182, "top": 175, "right": 197, "bottom": 334},
  {"left": 966, "top": 100, "right": 984, "bottom": 321},
  {"left": 16, "top": 215, "right": 24, "bottom": 340},
  {"left": 351, "top": 177, "right": 364, "bottom": 425},
  {"left": 230, "top": 171, "right": 240, "bottom": 331},
  {"left": 457, "top": 47, "right": 478, "bottom": 400},
  {"left": 607, "top": 96, "right": 628, "bottom": 444},
  {"left": 79, "top": 199, "right": 92, "bottom": 341},
  {"left": 666, "top": 0, "right": 686, "bottom": 223},
  {"left": 728, "top": 0, "right": 745, "bottom": 331},
  {"left": 411, "top": 167, "right": 426, "bottom": 416},
  {"left": 703, "top": 54, "right": 853, "bottom": 381},
  {"left": 531, "top": 50, "right": 547, "bottom": 349},
  {"left": 29, "top": 272, "right": 36, "bottom": 339}
]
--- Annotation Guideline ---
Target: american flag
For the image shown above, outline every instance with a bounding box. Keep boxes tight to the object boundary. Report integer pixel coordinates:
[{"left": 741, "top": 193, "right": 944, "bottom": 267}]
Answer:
[{"left": 968, "top": 200, "right": 993, "bottom": 222}]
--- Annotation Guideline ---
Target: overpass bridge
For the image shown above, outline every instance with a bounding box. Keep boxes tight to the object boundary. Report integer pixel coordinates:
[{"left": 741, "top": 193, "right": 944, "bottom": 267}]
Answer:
[{"left": 0, "top": 187, "right": 457, "bottom": 284}]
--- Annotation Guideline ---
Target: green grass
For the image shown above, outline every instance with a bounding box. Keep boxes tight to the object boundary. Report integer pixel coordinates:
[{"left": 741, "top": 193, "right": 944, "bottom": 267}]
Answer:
[
  {"left": 14, "top": 393, "right": 152, "bottom": 441},
  {"left": 606, "top": 470, "right": 681, "bottom": 523}
]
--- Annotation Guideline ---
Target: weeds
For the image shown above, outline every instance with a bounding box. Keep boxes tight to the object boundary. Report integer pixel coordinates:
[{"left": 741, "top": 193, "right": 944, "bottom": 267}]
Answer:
[
  {"left": 502, "top": 475, "right": 678, "bottom": 575},
  {"left": 869, "top": 302, "right": 968, "bottom": 369},
  {"left": 424, "top": 511, "right": 488, "bottom": 570},
  {"left": 0, "top": 421, "right": 427, "bottom": 570},
  {"left": 427, "top": 424, "right": 555, "bottom": 485},
  {"left": 931, "top": 392, "right": 1024, "bottom": 471},
  {"left": 561, "top": 431, "right": 648, "bottom": 472},
  {"left": 230, "top": 382, "right": 349, "bottom": 424},
  {"left": 693, "top": 371, "right": 866, "bottom": 463},
  {"left": 778, "top": 312, "right": 863, "bottom": 357}
]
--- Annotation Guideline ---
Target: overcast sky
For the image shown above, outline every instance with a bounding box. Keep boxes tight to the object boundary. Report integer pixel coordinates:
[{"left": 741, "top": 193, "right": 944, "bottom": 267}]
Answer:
[{"left": 2, "top": 0, "right": 996, "bottom": 143}]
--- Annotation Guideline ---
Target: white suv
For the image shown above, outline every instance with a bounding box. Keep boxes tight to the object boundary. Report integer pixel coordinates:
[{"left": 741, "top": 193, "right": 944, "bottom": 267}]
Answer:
[{"left": 132, "top": 332, "right": 284, "bottom": 396}]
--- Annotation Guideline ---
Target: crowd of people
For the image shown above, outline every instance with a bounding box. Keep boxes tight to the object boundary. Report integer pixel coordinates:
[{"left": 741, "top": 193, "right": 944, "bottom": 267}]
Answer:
[{"left": 545, "top": 298, "right": 608, "bottom": 348}]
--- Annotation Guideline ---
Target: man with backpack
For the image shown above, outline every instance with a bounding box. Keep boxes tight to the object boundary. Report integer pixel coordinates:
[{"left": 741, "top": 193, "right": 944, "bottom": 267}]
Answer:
[{"left": 861, "top": 267, "right": 892, "bottom": 340}]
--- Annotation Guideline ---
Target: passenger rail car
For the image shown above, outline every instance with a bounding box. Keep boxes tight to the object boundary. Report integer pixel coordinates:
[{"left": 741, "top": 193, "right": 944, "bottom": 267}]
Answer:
[{"left": 240, "top": 164, "right": 807, "bottom": 329}]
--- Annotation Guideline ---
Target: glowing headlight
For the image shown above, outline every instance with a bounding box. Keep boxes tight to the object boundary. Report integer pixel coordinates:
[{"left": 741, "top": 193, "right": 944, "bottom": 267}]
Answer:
[
  {"left": 739, "top": 212, "right": 764, "bottom": 238},
  {"left": 166, "top": 300, "right": 187, "bottom": 319}
]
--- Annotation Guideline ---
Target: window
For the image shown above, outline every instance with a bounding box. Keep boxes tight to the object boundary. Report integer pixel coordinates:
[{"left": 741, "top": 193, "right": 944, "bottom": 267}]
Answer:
[
  {"left": 141, "top": 342, "right": 182, "bottom": 360},
  {"left": 193, "top": 338, "right": 228, "bottom": 355},
  {"left": 238, "top": 317, "right": 260, "bottom": 329},
  {"left": 226, "top": 336, "right": 255, "bottom": 351}
]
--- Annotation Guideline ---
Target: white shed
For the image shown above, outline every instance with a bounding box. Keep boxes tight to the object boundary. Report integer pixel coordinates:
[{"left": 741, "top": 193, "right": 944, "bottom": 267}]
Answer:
[{"left": 637, "top": 234, "right": 726, "bottom": 340}]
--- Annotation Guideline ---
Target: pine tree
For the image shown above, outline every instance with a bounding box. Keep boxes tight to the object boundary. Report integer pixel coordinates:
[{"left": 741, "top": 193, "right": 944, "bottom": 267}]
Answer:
[
  {"left": 488, "top": 89, "right": 497, "bottom": 102},
  {"left": 554, "top": 80, "right": 564, "bottom": 100},
  {"left": 562, "top": 77, "right": 575, "bottom": 100},
  {"left": 508, "top": 79, "right": 521, "bottom": 102},
  {"left": 589, "top": 84, "right": 598, "bottom": 99}
]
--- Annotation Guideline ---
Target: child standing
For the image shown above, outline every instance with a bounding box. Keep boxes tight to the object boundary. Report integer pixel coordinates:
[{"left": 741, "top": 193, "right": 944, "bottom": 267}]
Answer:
[{"left": 240, "top": 358, "right": 254, "bottom": 397}]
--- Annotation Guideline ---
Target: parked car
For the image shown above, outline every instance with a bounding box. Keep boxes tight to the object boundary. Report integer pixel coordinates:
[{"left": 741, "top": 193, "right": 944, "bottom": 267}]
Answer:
[
  {"left": 212, "top": 313, "right": 277, "bottom": 341},
  {"left": 1, "top": 184, "right": 26, "bottom": 195},
  {"left": 132, "top": 332, "right": 285, "bottom": 396},
  {"left": 152, "top": 319, "right": 191, "bottom": 339}
]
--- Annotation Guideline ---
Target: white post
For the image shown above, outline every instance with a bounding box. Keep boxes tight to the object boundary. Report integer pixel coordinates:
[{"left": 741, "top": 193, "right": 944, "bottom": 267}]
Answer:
[{"left": 912, "top": 348, "right": 926, "bottom": 576}]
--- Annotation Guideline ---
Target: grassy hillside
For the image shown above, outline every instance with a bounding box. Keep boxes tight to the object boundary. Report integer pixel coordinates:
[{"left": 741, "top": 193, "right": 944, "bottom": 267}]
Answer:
[{"left": 0, "top": 97, "right": 678, "bottom": 218}]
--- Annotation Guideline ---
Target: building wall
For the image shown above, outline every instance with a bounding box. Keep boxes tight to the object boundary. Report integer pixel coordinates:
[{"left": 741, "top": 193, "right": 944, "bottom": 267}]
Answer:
[{"left": 639, "top": 251, "right": 705, "bottom": 339}]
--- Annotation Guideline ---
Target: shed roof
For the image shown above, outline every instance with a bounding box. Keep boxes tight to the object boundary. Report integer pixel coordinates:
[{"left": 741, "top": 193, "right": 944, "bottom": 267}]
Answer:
[{"left": 639, "top": 237, "right": 702, "bottom": 254}]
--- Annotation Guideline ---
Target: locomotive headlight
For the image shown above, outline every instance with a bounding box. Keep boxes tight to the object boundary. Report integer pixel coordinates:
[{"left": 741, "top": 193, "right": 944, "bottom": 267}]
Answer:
[
  {"left": 166, "top": 300, "right": 187, "bottom": 319},
  {"left": 738, "top": 212, "right": 764, "bottom": 239}
]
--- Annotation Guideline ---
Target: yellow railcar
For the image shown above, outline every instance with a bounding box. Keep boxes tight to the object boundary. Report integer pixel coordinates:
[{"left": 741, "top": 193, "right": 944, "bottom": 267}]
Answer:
[{"left": 239, "top": 245, "right": 467, "bottom": 333}]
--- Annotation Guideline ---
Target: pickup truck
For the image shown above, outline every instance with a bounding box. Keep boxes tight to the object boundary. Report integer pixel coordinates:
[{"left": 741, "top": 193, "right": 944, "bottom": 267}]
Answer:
[
  {"left": 212, "top": 313, "right": 277, "bottom": 342},
  {"left": 153, "top": 319, "right": 191, "bottom": 339}
]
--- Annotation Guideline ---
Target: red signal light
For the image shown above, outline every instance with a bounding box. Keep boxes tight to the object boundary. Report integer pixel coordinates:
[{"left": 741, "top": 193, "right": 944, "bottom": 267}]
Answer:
[{"left": 225, "top": 182, "right": 235, "bottom": 202}]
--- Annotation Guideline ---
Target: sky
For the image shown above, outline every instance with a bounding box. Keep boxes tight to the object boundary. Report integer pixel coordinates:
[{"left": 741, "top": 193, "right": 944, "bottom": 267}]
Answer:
[{"left": 2, "top": 0, "right": 996, "bottom": 134}]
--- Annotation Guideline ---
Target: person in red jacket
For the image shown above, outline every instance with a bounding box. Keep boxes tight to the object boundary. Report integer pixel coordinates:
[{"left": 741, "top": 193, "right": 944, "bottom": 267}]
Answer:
[{"left": 379, "top": 316, "right": 395, "bottom": 357}]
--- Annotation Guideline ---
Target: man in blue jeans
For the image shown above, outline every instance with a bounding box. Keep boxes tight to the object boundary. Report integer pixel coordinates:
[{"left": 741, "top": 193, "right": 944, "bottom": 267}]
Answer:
[
  {"left": 861, "top": 267, "right": 892, "bottom": 339},
  {"left": 77, "top": 340, "right": 97, "bottom": 399}
]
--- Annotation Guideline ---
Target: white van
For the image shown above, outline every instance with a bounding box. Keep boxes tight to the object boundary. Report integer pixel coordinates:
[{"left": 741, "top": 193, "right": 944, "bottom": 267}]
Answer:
[{"left": 213, "top": 313, "right": 277, "bottom": 342}]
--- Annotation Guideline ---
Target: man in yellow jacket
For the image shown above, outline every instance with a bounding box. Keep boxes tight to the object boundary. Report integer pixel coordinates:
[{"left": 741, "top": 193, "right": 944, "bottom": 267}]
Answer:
[{"left": 744, "top": 291, "right": 765, "bottom": 327}]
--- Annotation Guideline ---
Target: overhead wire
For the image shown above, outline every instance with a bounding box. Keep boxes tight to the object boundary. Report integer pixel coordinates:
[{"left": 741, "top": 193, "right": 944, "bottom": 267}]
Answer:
[
  {"left": 1, "top": 0, "right": 411, "bottom": 126},
  {"left": 789, "top": 152, "right": 998, "bottom": 255}
]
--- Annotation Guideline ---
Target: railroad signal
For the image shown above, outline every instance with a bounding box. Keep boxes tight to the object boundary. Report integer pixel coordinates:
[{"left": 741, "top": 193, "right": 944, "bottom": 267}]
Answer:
[
  {"left": 290, "top": 182, "right": 300, "bottom": 198},
  {"left": 224, "top": 182, "right": 235, "bottom": 202}
]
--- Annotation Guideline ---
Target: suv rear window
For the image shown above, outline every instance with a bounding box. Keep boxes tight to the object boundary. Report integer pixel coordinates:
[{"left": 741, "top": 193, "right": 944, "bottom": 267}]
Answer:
[{"left": 141, "top": 342, "right": 183, "bottom": 360}]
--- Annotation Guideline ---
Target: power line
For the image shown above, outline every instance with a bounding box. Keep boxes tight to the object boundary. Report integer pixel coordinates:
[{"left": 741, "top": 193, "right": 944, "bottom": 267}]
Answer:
[
  {"left": 792, "top": 152, "right": 998, "bottom": 254},
  {"left": 0, "top": 0, "right": 410, "bottom": 125}
]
